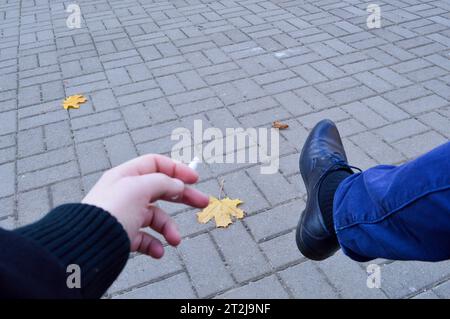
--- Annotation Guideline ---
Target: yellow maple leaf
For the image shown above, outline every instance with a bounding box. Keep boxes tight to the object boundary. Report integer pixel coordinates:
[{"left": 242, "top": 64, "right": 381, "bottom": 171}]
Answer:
[
  {"left": 197, "top": 196, "right": 245, "bottom": 228},
  {"left": 63, "top": 95, "right": 87, "bottom": 110}
]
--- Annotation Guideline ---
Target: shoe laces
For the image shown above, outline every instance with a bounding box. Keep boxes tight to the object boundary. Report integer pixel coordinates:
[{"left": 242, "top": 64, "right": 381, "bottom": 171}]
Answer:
[{"left": 313, "top": 152, "right": 362, "bottom": 189}]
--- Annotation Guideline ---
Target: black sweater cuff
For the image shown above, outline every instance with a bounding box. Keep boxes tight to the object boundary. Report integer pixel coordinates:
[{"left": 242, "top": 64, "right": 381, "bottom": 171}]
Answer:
[{"left": 14, "top": 203, "right": 130, "bottom": 298}]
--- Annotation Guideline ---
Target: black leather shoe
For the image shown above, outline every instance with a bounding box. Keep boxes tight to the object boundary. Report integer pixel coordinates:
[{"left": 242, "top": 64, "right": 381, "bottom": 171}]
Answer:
[{"left": 296, "top": 119, "right": 356, "bottom": 261}]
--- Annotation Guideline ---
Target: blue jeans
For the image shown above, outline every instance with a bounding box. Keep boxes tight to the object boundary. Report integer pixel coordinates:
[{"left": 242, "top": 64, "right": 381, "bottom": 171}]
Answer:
[{"left": 334, "top": 141, "right": 450, "bottom": 262}]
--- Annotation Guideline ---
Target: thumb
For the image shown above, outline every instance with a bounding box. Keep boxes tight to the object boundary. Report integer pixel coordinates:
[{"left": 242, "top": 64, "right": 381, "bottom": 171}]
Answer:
[{"left": 134, "top": 173, "right": 185, "bottom": 203}]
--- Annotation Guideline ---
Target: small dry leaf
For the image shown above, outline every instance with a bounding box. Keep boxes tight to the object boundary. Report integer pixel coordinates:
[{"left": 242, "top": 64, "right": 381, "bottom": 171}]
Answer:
[
  {"left": 197, "top": 196, "right": 245, "bottom": 228},
  {"left": 272, "top": 120, "right": 289, "bottom": 129},
  {"left": 63, "top": 95, "right": 87, "bottom": 110}
]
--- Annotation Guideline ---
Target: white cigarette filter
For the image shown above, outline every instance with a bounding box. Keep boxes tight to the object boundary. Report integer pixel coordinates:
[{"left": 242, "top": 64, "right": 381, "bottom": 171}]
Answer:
[{"left": 188, "top": 157, "right": 200, "bottom": 171}]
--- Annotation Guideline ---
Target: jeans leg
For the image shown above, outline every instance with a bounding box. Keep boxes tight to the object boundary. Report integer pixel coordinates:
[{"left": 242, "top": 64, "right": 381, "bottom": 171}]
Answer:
[{"left": 334, "top": 141, "right": 450, "bottom": 262}]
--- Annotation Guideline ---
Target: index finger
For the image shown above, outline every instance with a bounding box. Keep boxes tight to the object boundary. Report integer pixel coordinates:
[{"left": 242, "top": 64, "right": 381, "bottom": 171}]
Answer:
[{"left": 112, "top": 154, "right": 199, "bottom": 184}]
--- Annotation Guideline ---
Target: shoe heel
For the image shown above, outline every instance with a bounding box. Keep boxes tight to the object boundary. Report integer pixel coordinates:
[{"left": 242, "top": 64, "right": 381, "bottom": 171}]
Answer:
[
  {"left": 295, "top": 218, "right": 320, "bottom": 260},
  {"left": 295, "top": 211, "right": 338, "bottom": 261}
]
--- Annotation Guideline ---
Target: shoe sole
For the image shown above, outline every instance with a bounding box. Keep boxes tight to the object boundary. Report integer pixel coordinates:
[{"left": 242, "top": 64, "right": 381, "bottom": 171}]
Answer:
[{"left": 296, "top": 210, "right": 330, "bottom": 261}]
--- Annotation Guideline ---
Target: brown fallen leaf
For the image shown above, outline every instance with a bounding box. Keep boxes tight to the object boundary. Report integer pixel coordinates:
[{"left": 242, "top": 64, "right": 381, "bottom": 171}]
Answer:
[
  {"left": 272, "top": 120, "right": 289, "bottom": 129},
  {"left": 197, "top": 196, "right": 245, "bottom": 228},
  {"left": 63, "top": 95, "right": 87, "bottom": 110}
]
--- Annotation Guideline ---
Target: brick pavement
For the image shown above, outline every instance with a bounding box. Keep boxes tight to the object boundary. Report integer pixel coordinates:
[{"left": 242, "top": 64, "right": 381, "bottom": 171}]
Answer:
[{"left": 0, "top": 0, "right": 449, "bottom": 298}]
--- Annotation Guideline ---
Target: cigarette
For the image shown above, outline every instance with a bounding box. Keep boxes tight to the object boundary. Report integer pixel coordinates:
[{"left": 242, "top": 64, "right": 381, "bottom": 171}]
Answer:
[
  {"left": 188, "top": 157, "right": 200, "bottom": 171},
  {"left": 170, "top": 157, "right": 200, "bottom": 201}
]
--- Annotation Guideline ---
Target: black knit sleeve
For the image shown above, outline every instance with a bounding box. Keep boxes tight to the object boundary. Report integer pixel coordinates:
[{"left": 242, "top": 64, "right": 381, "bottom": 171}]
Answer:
[{"left": 13, "top": 203, "right": 130, "bottom": 299}]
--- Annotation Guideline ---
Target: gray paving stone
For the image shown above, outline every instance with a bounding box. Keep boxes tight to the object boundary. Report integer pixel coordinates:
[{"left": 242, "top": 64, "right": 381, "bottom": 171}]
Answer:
[
  {"left": 74, "top": 121, "right": 127, "bottom": 143},
  {"left": 17, "top": 188, "right": 50, "bottom": 226},
  {"left": 278, "top": 119, "right": 309, "bottom": 153},
  {"left": 137, "top": 135, "right": 177, "bottom": 155},
  {"left": 298, "top": 107, "right": 350, "bottom": 129},
  {"left": 76, "top": 140, "right": 110, "bottom": 175},
  {"left": 392, "top": 131, "right": 447, "bottom": 159},
  {"left": 0, "top": 146, "right": 15, "bottom": 165},
  {"left": 105, "top": 68, "right": 132, "bottom": 86},
  {"left": 18, "top": 161, "right": 79, "bottom": 192},
  {"left": 173, "top": 209, "right": 214, "bottom": 238},
  {"left": 109, "top": 251, "right": 183, "bottom": 294},
  {"left": 274, "top": 91, "right": 313, "bottom": 116},
  {"left": 44, "top": 121, "right": 73, "bottom": 150},
  {"left": 342, "top": 101, "right": 389, "bottom": 129},
  {"left": 361, "top": 96, "right": 409, "bottom": 122},
  {"left": 228, "top": 96, "right": 278, "bottom": 117},
  {"left": 399, "top": 94, "right": 448, "bottom": 115},
  {"left": 17, "top": 147, "right": 74, "bottom": 174},
  {"left": 117, "top": 88, "right": 163, "bottom": 106},
  {"left": 329, "top": 85, "right": 376, "bottom": 105},
  {"left": 156, "top": 74, "right": 185, "bottom": 95},
  {"left": 433, "top": 280, "right": 450, "bottom": 298},
  {"left": 375, "top": 119, "right": 429, "bottom": 142},
  {"left": 342, "top": 138, "right": 378, "bottom": 170},
  {"left": 50, "top": 178, "right": 84, "bottom": 207},
  {"left": 315, "top": 76, "right": 358, "bottom": 95},
  {"left": 0, "top": 99, "right": 16, "bottom": 113},
  {"left": 383, "top": 85, "right": 430, "bottom": 104},
  {"left": 380, "top": 260, "right": 450, "bottom": 298},
  {"left": 311, "top": 60, "right": 346, "bottom": 79},
  {"left": 279, "top": 153, "right": 300, "bottom": 176},
  {"left": 212, "top": 222, "right": 271, "bottom": 282},
  {"left": 91, "top": 89, "right": 119, "bottom": 111},
  {"left": 167, "top": 87, "right": 214, "bottom": 106},
  {"left": 316, "top": 252, "right": 387, "bottom": 299},
  {"left": 121, "top": 104, "right": 151, "bottom": 130},
  {"left": 406, "top": 66, "right": 447, "bottom": 82},
  {"left": 71, "top": 110, "right": 122, "bottom": 130},
  {"left": 354, "top": 71, "right": 394, "bottom": 93},
  {"left": 412, "top": 290, "right": 440, "bottom": 299},
  {"left": 178, "top": 70, "right": 207, "bottom": 90},
  {"left": 247, "top": 166, "right": 298, "bottom": 206},
  {"left": 246, "top": 200, "right": 304, "bottom": 242},
  {"left": 279, "top": 261, "right": 339, "bottom": 298},
  {"left": 0, "top": 133, "right": 15, "bottom": 150},
  {"left": 17, "top": 127, "right": 45, "bottom": 157},
  {"left": 222, "top": 169, "right": 270, "bottom": 213},
  {"left": 114, "top": 273, "right": 196, "bottom": 299},
  {"left": 295, "top": 86, "right": 335, "bottom": 110},
  {"left": 206, "top": 108, "right": 241, "bottom": 131},
  {"left": 0, "top": 110, "right": 17, "bottom": 135},
  {"left": 239, "top": 106, "right": 290, "bottom": 127},
  {"left": 104, "top": 133, "right": 138, "bottom": 166},
  {"left": 216, "top": 275, "right": 289, "bottom": 299},
  {"left": 20, "top": 110, "right": 68, "bottom": 131},
  {"left": 0, "top": 162, "right": 15, "bottom": 198},
  {"left": 179, "top": 234, "right": 235, "bottom": 298},
  {"left": 175, "top": 97, "right": 223, "bottom": 116},
  {"left": 260, "top": 231, "right": 304, "bottom": 268},
  {"left": 350, "top": 131, "right": 405, "bottom": 164},
  {"left": 0, "top": 196, "right": 15, "bottom": 219},
  {"left": 418, "top": 111, "right": 450, "bottom": 137},
  {"left": 337, "top": 118, "right": 367, "bottom": 137},
  {"left": 423, "top": 79, "right": 450, "bottom": 100}
]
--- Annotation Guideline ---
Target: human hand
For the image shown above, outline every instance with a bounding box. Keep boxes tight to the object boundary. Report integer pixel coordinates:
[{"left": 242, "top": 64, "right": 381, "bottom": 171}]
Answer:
[{"left": 82, "top": 154, "right": 209, "bottom": 258}]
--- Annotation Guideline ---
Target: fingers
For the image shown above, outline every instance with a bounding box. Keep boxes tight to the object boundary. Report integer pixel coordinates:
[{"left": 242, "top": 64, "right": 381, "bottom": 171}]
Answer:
[
  {"left": 112, "top": 154, "right": 198, "bottom": 184},
  {"left": 145, "top": 205, "right": 181, "bottom": 246},
  {"left": 133, "top": 231, "right": 165, "bottom": 258},
  {"left": 133, "top": 173, "right": 209, "bottom": 209},
  {"left": 131, "top": 206, "right": 181, "bottom": 258},
  {"left": 162, "top": 186, "right": 209, "bottom": 209},
  {"left": 135, "top": 173, "right": 186, "bottom": 203}
]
